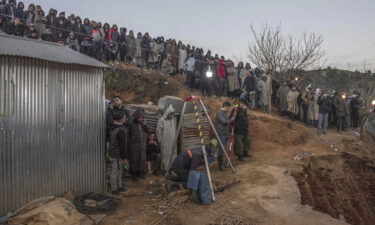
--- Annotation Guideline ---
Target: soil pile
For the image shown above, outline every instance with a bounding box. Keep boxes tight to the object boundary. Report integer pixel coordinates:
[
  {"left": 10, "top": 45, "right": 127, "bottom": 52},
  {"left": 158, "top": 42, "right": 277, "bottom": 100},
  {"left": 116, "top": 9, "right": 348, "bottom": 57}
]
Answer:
[
  {"left": 294, "top": 153, "right": 375, "bottom": 225},
  {"left": 105, "top": 64, "right": 179, "bottom": 104}
]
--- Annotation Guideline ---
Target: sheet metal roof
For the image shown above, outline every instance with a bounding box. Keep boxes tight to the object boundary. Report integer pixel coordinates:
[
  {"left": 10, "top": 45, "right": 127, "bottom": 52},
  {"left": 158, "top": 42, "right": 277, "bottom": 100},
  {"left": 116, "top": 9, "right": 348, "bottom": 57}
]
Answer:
[{"left": 0, "top": 34, "right": 108, "bottom": 68}]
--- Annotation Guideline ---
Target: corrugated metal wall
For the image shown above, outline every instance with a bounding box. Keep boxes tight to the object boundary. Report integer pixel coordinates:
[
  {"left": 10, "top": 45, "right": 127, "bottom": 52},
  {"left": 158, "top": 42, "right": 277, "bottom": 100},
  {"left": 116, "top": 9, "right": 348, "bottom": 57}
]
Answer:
[{"left": 0, "top": 56, "right": 106, "bottom": 216}]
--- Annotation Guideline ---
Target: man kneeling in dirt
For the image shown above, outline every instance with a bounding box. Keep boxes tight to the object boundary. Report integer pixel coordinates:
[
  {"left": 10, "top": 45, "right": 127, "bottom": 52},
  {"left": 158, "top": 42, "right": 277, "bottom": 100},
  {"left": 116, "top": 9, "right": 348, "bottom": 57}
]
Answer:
[{"left": 170, "top": 148, "right": 206, "bottom": 182}]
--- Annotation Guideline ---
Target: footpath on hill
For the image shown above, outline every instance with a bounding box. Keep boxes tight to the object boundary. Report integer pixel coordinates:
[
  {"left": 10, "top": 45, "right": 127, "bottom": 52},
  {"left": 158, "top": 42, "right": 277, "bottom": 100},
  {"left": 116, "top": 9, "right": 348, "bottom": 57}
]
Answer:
[{"left": 102, "top": 64, "right": 375, "bottom": 225}]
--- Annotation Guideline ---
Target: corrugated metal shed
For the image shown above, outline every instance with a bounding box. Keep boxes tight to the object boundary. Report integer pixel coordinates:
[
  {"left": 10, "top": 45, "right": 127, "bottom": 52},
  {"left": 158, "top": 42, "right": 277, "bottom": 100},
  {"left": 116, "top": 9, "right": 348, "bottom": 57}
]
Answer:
[
  {"left": 0, "top": 34, "right": 108, "bottom": 68},
  {"left": 0, "top": 37, "right": 106, "bottom": 216}
]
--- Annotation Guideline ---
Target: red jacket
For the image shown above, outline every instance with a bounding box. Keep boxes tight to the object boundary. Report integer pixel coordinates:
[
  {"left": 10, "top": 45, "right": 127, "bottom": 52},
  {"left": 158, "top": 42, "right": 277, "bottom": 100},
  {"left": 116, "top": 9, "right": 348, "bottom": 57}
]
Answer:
[{"left": 217, "top": 59, "right": 227, "bottom": 79}]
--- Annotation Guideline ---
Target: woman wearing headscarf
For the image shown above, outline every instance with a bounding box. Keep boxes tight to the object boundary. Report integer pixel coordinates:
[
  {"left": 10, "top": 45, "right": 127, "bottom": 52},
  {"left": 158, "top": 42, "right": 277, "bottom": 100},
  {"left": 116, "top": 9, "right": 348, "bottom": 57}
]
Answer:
[
  {"left": 17, "top": 2, "right": 26, "bottom": 19},
  {"left": 227, "top": 60, "right": 241, "bottom": 98},
  {"left": 126, "top": 30, "right": 136, "bottom": 63},
  {"left": 178, "top": 44, "right": 187, "bottom": 73},
  {"left": 23, "top": 3, "right": 35, "bottom": 27},
  {"left": 134, "top": 32, "right": 143, "bottom": 67},
  {"left": 34, "top": 9, "right": 46, "bottom": 37}
]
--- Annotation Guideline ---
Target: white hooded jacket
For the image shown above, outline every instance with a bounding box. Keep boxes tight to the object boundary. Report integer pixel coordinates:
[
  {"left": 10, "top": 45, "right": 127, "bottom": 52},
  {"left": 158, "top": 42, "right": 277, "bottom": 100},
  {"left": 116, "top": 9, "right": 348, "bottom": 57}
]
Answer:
[{"left": 156, "top": 105, "right": 177, "bottom": 171}]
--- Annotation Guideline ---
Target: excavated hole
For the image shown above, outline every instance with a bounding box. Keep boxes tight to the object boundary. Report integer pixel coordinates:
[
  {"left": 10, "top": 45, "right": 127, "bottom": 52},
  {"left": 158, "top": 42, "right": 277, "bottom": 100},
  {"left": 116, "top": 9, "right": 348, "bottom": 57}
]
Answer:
[{"left": 293, "top": 153, "right": 375, "bottom": 225}]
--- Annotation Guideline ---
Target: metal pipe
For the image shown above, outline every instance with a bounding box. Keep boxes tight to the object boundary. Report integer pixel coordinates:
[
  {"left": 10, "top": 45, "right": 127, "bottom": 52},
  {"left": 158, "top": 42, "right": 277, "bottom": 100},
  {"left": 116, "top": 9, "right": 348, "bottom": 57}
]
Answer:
[
  {"left": 201, "top": 145, "right": 215, "bottom": 201},
  {"left": 199, "top": 99, "right": 235, "bottom": 173},
  {"left": 168, "top": 101, "right": 187, "bottom": 171}
]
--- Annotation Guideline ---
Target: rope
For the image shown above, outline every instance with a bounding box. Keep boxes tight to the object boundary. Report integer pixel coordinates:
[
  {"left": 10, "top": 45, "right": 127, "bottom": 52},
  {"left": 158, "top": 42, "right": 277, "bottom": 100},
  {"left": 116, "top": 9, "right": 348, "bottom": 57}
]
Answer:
[
  {"left": 73, "top": 192, "right": 117, "bottom": 214},
  {"left": 193, "top": 101, "right": 205, "bottom": 145}
]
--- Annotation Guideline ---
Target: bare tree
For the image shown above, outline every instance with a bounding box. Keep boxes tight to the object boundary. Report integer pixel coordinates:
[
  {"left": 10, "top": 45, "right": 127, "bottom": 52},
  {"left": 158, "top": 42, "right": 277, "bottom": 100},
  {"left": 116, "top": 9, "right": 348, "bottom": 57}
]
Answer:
[{"left": 248, "top": 23, "right": 326, "bottom": 80}]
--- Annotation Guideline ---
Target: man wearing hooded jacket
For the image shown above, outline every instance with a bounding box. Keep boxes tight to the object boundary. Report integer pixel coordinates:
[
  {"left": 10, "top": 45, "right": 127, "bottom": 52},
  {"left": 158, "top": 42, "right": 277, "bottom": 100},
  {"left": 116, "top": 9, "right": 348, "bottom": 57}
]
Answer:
[{"left": 156, "top": 105, "right": 177, "bottom": 172}]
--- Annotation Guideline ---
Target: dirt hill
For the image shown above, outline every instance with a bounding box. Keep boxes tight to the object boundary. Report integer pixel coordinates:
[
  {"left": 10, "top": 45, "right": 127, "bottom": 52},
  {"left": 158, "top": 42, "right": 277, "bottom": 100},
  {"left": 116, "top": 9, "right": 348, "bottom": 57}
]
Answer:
[{"left": 103, "top": 64, "right": 375, "bottom": 225}]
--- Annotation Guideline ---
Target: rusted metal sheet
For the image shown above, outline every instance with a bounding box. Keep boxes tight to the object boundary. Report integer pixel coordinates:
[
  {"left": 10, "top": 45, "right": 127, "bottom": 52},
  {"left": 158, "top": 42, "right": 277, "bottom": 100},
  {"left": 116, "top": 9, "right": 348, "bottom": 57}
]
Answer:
[
  {"left": 157, "top": 96, "right": 200, "bottom": 114},
  {"left": 123, "top": 104, "right": 161, "bottom": 132},
  {"left": 0, "top": 56, "right": 106, "bottom": 216},
  {"left": 180, "top": 113, "right": 211, "bottom": 151}
]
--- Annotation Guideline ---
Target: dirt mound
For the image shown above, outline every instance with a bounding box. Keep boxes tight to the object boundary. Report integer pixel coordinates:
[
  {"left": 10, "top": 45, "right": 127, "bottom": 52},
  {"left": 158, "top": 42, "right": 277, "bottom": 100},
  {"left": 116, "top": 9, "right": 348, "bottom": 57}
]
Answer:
[
  {"left": 105, "top": 64, "right": 180, "bottom": 104},
  {"left": 294, "top": 153, "right": 375, "bottom": 225},
  {"left": 251, "top": 114, "right": 309, "bottom": 146}
]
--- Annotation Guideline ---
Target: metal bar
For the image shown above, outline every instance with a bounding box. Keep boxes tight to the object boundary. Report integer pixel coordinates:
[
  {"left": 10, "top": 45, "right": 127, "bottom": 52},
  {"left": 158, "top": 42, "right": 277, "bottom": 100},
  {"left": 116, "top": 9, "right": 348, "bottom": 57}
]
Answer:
[
  {"left": 168, "top": 101, "right": 187, "bottom": 171},
  {"left": 201, "top": 145, "right": 215, "bottom": 201},
  {"left": 199, "top": 99, "right": 235, "bottom": 173}
]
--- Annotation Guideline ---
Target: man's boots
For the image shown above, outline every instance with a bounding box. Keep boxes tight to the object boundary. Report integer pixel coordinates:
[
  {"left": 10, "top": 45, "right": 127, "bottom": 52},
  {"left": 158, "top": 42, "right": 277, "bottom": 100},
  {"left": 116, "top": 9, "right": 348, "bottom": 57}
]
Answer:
[
  {"left": 238, "top": 155, "right": 245, "bottom": 161},
  {"left": 146, "top": 161, "right": 153, "bottom": 175},
  {"left": 218, "top": 155, "right": 225, "bottom": 171},
  {"left": 243, "top": 152, "right": 252, "bottom": 158}
]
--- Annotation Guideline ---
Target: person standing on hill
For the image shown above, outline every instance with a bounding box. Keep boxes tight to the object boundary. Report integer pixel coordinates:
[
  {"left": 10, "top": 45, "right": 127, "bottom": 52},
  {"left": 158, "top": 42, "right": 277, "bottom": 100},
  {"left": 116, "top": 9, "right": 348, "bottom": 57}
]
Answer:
[
  {"left": 216, "top": 101, "right": 237, "bottom": 170},
  {"left": 217, "top": 57, "right": 228, "bottom": 97},
  {"left": 227, "top": 61, "right": 241, "bottom": 98},
  {"left": 234, "top": 100, "right": 251, "bottom": 161},
  {"left": 240, "top": 70, "right": 257, "bottom": 109},
  {"left": 184, "top": 52, "right": 196, "bottom": 91},
  {"left": 257, "top": 75, "right": 269, "bottom": 113},
  {"left": 287, "top": 85, "right": 300, "bottom": 121},
  {"left": 317, "top": 90, "right": 333, "bottom": 135},
  {"left": 178, "top": 45, "right": 187, "bottom": 74},
  {"left": 301, "top": 86, "right": 313, "bottom": 125},
  {"left": 264, "top": 70, "right": 273, "bottom": 113},
  {"left": 276, "top": 81, "right": 290, "bottom": 117},
  {"left": 350, "top": 92, "right": 362, "bottom": 130},
  {"left": 334, "top": 92, "right": 348, "bottom": 131}
]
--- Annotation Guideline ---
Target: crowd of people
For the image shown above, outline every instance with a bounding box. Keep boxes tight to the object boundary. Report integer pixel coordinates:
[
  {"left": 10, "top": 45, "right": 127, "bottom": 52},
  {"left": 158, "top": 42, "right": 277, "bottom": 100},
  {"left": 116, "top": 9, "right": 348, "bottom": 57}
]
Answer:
[
  {"left": 0, "top": 1, "right": 224, "bottom": 72},
  {"left": 0, "top": 0, "right": 274, "bottom": 99},
  {"left": 2, "top": 1, "right": 368, "bottom": 197},
  {"left": 105, "top": 95, "right": 253, "bottom": 195},
  {"left": 275, "top": 82, "right": 363, "bottom": 135}
]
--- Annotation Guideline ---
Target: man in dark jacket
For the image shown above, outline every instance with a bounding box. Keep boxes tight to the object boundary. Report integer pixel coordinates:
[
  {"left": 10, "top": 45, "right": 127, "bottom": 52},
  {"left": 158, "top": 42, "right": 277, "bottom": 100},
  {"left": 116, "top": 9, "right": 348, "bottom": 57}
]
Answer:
[
  {"left": 171, "top": 148, "right": 205, "bottom": 182},
  {"left": 240, "top": 70, "right": 257, "bottom": 108},
  {"left": 72, "top": 16, "right": 85, "bottom": 43},
  {"left": 216, "top": 101, "right": 236, "bottom": 170},
  {"left": 108, "top": 111, "right": 128, "bottom": 195},
  {"left": 202, "top": 57, "right": 219, "bottom": 96},
  {"left": 350, "top": 92, "right": 362, "bottom": 130},
  {"left": 106, "top": 40, "right": 118, "bottom": 61},
  {"left": 23, "top": 3, "right": 35, "bottom": 27},
  {"left": 334, "top": 92, "right": 348, "bottom": 131},
  {"left": 118, "top": 27, "right": 127, "bottom": 62},
  {"left": 3, "top": 0, "right": 18, "bottom": 22},
  {"left": 56, "top": 11, "right": 70, "bottom": 38},
  {"left": 106, "top": 96, "right": 130, "bottom": 140},
  {"left": 317, "top": 90, "right": 333, "bottom": 134},
  {"left": 41, "top": 28, "right": 55, "bottom": 42},
  {"left": 46, "top": 8, "right": 57, "bottom": 37},
  {"left": 6, "top": 17, "right": 24, "bottom": 36},
  {"left": 234, "top": 101, "right": 251, "bottom": 161}
]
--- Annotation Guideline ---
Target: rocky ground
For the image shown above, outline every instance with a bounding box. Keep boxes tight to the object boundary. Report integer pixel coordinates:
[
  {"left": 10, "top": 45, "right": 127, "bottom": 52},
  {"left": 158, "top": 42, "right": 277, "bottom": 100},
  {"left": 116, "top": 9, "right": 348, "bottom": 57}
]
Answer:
[{"left": 102, "top": 64, "right": 375, "bottom": 225}]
